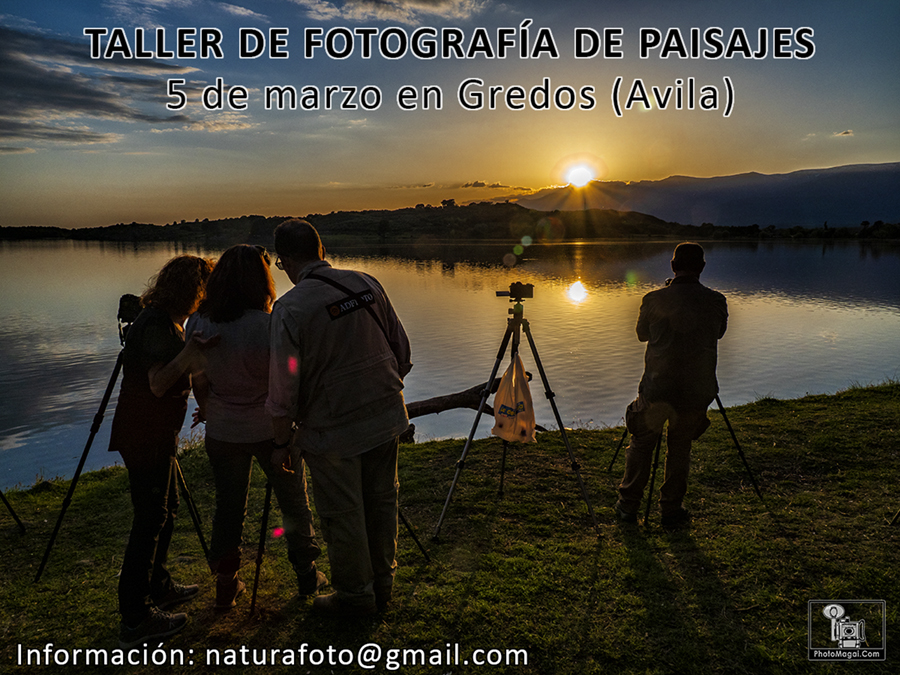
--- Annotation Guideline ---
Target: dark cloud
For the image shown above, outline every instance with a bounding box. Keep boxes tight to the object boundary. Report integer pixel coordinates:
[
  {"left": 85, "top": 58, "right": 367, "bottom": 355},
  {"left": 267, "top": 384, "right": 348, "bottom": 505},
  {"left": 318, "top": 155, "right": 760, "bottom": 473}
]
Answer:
[
  {"left": 462, "top": 180, "right": 531, "bottom": 191},
  {"left": 0, "top": 26, "right": 198, "bottom": 148}
]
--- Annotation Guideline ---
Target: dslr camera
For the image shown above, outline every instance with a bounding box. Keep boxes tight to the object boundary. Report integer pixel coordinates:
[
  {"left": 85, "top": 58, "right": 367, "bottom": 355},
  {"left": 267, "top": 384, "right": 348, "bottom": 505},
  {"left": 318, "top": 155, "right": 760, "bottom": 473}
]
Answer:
[{"left": 497, "top": 282, "right": 534, "bottom": 301}]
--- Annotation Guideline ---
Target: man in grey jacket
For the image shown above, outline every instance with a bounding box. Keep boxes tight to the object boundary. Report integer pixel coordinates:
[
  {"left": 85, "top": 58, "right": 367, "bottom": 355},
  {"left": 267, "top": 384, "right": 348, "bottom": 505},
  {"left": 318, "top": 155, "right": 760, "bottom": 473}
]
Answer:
[
  {"left": 615, "top": 242, "right": 728, "bottom": 528},
  {"left": 266, "top": 219, "right": 412, "bottom": 616}
]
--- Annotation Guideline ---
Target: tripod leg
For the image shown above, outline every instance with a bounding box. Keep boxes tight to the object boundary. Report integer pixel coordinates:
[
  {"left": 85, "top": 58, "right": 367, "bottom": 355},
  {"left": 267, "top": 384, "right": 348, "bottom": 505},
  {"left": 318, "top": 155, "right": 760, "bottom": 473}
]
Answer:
[
  {"left": 499, "top": 440, "right": 508, "bottom": 497},
  {"left": 715, "top": 395, "right": 764, "bottom": 501},
  {"left": 608, "top": 427, "right": 629, "bottom": 472},
  {"left": 521, "top": 320, "right": 600, "bottom": 534},
  {"left": 399, "top": 506, "right": 431, "bottom": 563},
  {"left": 434, "top": 322, "right": 515, "bottom": 539},
  {"left": 175, "top": 459, "right": 210, "bottom": 561},
  {"left": 1, "top": 490, "right": 26, "bottom": 534},
  {"left": 644, "top": 433, "right": 663, "bottom": 526},
  {"left": 35, "top": 350, "right": 124, "bottom": 583},
  {"left": 250, "top": 482, "right": 273, "bottom": 614}
]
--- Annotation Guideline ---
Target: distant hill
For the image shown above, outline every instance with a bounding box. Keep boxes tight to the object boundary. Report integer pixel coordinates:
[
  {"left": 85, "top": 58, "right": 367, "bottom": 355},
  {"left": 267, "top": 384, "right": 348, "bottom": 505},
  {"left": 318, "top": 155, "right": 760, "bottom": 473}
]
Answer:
[
  {"left": 515, "top": 163, "right": 900, "bottom": 228},
  {"left": 0, "top": 203, "right": 678, "bottom": 245},
  {"left": 1, "top": 187, "right": 897, "bottom": 245}
]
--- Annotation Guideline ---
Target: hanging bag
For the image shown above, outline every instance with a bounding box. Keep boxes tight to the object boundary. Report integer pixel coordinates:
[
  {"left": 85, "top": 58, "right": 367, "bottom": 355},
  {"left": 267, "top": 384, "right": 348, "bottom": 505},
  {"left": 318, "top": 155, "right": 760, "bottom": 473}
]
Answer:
[{"left": 491, "top": 354, "right": 536, "bottom": 443}]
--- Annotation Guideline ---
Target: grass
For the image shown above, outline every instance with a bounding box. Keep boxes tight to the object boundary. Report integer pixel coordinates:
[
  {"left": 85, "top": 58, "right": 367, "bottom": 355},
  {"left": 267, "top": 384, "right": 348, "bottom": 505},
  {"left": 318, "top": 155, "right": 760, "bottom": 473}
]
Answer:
[{"left": 1, "top": 383, "right": 898, "bottom": 674}]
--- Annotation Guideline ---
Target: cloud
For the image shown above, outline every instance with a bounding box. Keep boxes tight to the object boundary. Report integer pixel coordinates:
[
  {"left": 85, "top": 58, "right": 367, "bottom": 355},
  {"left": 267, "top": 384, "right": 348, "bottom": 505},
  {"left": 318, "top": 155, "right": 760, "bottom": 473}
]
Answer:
[
  {"left": 833, "top": 130, "right": 854, "bottom": 137},
  {"left": 462, "top": 180, "right": 531, "bottom": 191},
  {"left": 391, "top": 182, "right": 436, "bottom": 189},
  {"left": 288, "top": 0, "right": 486, "bottom": 24},
  {"left": 151, "top": 113, "right": 256, "bottom": 132},
  {"left": 0, "top": 26, "right": 200, "bottom": 148},
  {"left": 220, "top": 3, "right": 270, "bottom": 21},
  {"left": 101, "top": 0, "right": 195, "bottom": 27}
]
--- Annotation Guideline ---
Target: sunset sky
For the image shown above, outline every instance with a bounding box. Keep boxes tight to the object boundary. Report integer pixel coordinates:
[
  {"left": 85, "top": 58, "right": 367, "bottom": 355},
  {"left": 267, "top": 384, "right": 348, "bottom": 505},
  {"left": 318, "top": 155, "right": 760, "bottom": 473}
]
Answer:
[{"left": 1, "top": 0, "right": 898, "bottom": 229}]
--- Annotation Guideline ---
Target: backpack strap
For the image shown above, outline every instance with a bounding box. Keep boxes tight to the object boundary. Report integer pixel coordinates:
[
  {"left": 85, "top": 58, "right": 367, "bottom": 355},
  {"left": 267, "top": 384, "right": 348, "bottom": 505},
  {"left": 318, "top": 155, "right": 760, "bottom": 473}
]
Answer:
[{"left": 305, "top": 272, "right": 389, "bottom": 342}]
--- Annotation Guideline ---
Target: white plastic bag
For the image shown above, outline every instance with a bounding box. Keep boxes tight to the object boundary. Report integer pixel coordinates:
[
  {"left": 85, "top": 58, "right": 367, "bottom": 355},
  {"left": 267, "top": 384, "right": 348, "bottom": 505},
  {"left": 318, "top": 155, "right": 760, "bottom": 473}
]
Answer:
[{"left": 491, "top": 354, "right": 536, "bottom": 443}]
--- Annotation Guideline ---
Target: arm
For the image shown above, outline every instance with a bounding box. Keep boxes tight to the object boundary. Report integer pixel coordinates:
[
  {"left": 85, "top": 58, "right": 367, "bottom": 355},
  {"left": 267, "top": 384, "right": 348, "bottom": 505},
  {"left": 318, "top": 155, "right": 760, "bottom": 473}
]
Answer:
[
  {"left": 635, "top": 297, "right": 652, "bottom": 343},
  {"left": 373, "top": 279, "right": 413, "bottom": 379},
  {"left": 190, "top": 369, "right": 210, "bottom": 427},
  {"left": 266, "top": 302, "right": 302, "bottom": 471},
  {"left": 270, "top": 416, "right": 294, "bottom": 471},
  {"left": 147, "top": 333, "right": 218, "bottom": 398}
]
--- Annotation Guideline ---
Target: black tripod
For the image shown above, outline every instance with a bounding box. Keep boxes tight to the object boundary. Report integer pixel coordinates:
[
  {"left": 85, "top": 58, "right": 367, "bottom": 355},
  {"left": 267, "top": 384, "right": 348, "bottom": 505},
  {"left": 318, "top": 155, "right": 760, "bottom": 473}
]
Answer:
[
  {"left": 2, "top": 488, "right": 26, "bottom": 534},
  {"left": 249, "top": 484, "right": 432, "bottom": 614},
  {"left": 434, "top": 283, "right": 599, "bottom": 538},
  {"left": 35, "top": 295, "right": 209, "bottom": 583},
  {"left": 607, "top": 394, "right": 763, "bottom": 525}
]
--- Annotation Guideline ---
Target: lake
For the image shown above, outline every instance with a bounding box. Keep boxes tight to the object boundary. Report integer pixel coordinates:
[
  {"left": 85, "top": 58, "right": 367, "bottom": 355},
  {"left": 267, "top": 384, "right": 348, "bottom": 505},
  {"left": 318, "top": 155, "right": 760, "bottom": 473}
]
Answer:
[{"left": 1, "top": 238, "right": 898, "bottom": 490}]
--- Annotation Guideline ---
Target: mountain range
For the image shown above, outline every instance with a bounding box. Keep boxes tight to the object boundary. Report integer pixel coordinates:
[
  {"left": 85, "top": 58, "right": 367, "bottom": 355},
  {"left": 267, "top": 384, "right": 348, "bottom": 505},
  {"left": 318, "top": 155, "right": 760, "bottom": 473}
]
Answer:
[{"left": 513, "top": 163, "right": 900, "bottom": 228}]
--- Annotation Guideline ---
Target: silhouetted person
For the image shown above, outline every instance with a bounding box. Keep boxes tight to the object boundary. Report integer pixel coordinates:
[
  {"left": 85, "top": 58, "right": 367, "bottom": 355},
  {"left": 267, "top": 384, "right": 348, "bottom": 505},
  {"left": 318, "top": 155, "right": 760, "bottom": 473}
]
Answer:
[
  {"left": 615, "top": 242, "right": 728, "bottom": 528},
  {"left": 266, "top": 219, "right": 412, "bottom": 616},
  {"left": 109, "top": 254, "right": 214, "bottom": 648},
  {"left": 186, "top": 245, "right": 325, "bottom": 611}
]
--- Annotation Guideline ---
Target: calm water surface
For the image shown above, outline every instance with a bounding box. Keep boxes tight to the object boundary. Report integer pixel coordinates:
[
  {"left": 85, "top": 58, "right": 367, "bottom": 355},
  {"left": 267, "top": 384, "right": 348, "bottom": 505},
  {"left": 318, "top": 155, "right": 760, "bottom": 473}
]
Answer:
[{"left": 1, "top": 239, "right": 898, "bottom": 490}]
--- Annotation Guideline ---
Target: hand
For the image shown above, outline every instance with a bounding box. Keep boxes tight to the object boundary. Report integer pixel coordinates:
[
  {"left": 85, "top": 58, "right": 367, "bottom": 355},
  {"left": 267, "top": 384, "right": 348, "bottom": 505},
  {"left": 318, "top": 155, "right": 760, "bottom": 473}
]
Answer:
[
  {"left": 190, "top": 333, "right": 221, "bottom": 350},
  {"left": 272, "top": 447, "right": 293, "bottom": 473},
  {"left": 191, "top": 406, "right": 205, "bottom": 428}
]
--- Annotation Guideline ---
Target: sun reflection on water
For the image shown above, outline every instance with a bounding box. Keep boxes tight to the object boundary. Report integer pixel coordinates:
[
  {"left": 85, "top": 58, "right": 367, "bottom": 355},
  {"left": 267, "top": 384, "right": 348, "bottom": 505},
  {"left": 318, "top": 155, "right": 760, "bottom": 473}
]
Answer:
[{"left": 567, "top": 280, "right": 588, "bottom": 303}]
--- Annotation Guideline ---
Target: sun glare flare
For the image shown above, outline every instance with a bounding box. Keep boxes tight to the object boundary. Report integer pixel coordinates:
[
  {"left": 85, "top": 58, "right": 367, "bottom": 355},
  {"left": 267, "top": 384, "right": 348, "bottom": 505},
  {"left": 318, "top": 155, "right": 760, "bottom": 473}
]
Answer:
[
  {"left": 566, "top": 165, "right": 595, "bottom": 187},
  {"left": 567, "top": 281, "right": 588, "bottom": 303}
]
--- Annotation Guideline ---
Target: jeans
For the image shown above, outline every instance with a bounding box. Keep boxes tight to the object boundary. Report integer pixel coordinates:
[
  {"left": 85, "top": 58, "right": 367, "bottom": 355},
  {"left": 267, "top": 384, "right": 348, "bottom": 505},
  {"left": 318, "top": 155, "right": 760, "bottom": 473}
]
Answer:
[
  {"left": 617, "top": 395, "right": 710, "bottom": 517},
  {"left": 304, "top": 437, "right": 399, "bottom": 608},
  {"left": 118, "top": 448, "right": 179, "bottom": 625},
  {"left": 205, "top": 436, "right": 320, "bottom": 571}
]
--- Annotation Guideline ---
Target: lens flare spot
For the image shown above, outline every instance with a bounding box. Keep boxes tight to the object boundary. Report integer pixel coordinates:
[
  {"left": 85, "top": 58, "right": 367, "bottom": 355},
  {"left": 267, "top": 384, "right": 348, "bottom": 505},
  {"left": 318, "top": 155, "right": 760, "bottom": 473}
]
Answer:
[
  {"left": 567, "top": 281, "right": 588, "bottom": 303},
  {"left": 272, "top": 527, "right": 285, "bottom": 539},
  {"left": 288, "top": 356, "right": 298, "bottom": 375}
]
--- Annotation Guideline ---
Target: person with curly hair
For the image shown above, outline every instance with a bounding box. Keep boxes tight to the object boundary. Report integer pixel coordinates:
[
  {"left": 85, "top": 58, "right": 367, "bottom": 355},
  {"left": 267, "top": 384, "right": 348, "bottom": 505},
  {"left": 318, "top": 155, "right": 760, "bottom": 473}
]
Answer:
[
  {"left": 186, "top": 245, "right": 325, "bottom": 611},
  {"left": 109, "top": 254, "right": 216, "bottom": 648}
]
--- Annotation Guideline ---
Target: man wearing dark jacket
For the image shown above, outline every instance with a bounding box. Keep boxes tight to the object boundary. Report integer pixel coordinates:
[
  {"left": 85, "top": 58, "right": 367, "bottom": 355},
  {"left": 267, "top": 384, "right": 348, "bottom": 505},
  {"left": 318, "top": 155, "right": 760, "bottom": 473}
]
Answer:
[{"left": 616, "top": 242, "right": 728, "bottom": 528}]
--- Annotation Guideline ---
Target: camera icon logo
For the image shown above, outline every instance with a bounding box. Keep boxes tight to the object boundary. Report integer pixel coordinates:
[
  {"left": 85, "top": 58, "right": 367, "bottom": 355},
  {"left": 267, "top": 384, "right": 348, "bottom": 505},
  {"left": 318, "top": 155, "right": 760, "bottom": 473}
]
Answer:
[
  {"left": 822, "top": 604, "right": 865, "bottom": 648},
  {"left": 808, "top": 600, "right": 885, "bottom": 661}
]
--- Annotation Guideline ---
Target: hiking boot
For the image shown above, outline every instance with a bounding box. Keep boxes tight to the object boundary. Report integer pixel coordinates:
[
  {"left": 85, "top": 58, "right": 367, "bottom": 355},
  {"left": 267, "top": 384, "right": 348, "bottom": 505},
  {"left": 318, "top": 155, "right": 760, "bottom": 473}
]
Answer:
[
  {"left": 119, "top": 607, "right": 187, "bottom": 649},
  {"left": 154, "top": 582, "right": 199, "bottom": 611},
  {"left": 375, "top": 585, "right": 392, "bottom": 612},
  {"left": 295, "top": 561, "right": 328, "bottom": 596},
  {"left": 614, "top": 502, "right": 638, "bottom": 524},
  {"left": 215, "top": 576, "right": 245, "bottom": 611},
  {"left": 661, "top": 507, "right": 691, "bottom": 530},
  {"left": 312, "top": 592, "right": 377, "bottom": 618}
]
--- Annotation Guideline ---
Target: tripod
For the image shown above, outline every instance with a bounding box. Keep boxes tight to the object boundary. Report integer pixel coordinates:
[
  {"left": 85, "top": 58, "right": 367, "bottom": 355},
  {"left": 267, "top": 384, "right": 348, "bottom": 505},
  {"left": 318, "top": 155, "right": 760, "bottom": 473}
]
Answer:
[
  {"left": 249, "top": 481, "right": 432, "bottom": 614},
  {"left": 607, "top": 394, "right": 763, "bottom": 525},
  {"left": 434, "top": 286, "right": 600, "bottom": 538},
  {"left": 35, "top": 296, "right": 209, "bottom": 583},
  {"left": 2, "top": 488, "right": 26, "bottom": 534}
]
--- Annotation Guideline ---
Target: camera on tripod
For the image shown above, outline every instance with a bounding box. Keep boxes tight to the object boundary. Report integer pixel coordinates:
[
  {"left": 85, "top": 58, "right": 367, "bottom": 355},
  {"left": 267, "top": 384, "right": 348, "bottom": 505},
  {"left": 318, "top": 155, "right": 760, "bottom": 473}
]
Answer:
[
  {"left": 117, "top": 293, "right": 142, "bottom": 345},
  {"left": 496, "top": 281, "right": 534, "bottom": 301}
]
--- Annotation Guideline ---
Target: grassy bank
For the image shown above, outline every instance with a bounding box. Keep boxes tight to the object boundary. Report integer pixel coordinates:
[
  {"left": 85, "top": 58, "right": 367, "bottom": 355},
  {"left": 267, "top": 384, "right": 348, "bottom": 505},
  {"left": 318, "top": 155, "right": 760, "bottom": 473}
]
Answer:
[{"left": 2, "top": 384, "right": 898, "bottom": 674}]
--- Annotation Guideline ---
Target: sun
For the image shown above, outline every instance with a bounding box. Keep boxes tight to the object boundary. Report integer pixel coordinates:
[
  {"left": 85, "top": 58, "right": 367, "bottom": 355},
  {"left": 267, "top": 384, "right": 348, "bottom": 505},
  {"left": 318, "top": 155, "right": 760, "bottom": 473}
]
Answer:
[{"left": 565, "top": 164, "right": 595, "bottom": 187}]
